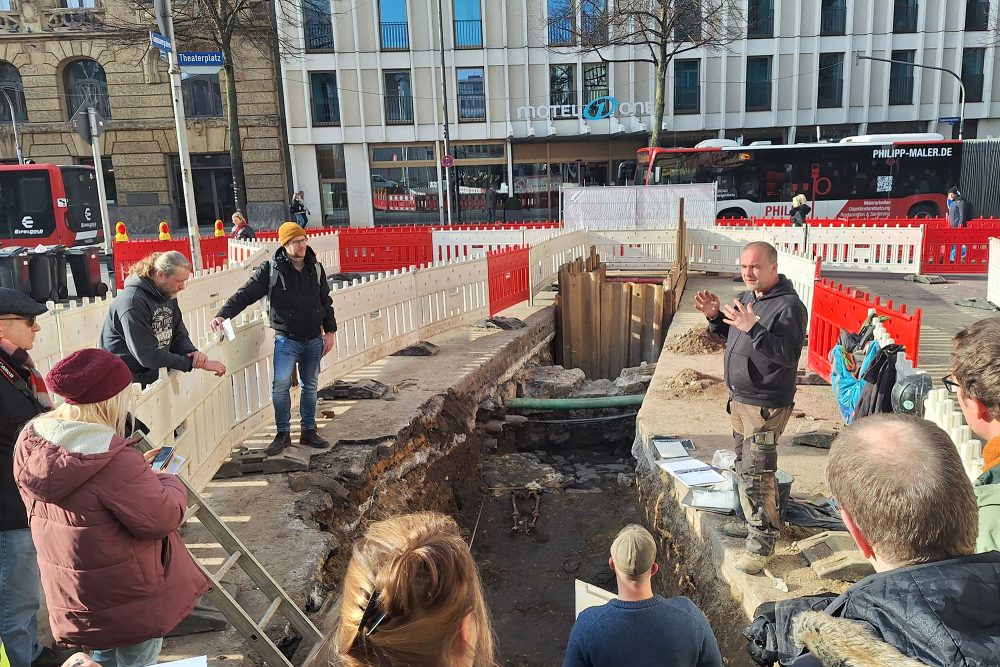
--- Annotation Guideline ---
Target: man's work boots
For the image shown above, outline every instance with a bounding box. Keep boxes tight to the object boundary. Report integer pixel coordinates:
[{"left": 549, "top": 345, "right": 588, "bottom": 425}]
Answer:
[
  {"left": 300, "top": 429, "right": 329, "bottom": 449},
  {"left": 265, "top": 432, "right": 291, "bottom": 457},
  {"left": 734, "top": 551, "right": 769, "bottom": 575},
  {"left": 722, "top": 521, "right": 750, "bottom": 539}
]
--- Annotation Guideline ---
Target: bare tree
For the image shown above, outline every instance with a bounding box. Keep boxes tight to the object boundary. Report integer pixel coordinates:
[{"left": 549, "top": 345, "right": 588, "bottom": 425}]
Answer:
[{"left": 548, "top": 0, "right": 745, "bottom": 147}]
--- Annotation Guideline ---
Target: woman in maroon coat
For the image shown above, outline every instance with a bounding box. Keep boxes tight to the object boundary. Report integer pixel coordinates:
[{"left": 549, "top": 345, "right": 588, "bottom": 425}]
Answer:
[{"left": 13, "top": 349, "right": 209, "bottom": 667}]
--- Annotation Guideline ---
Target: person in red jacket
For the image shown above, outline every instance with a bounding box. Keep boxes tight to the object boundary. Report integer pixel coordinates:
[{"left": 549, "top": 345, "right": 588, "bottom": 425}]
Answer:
[{"left": 13, "top": 349, "right": 210, "bottom": 667}]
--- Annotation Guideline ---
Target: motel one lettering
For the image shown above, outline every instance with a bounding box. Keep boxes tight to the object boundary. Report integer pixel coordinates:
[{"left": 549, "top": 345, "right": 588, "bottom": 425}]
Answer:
[{"left": 517, "top": 96, "right": 650, "bottom": 120}]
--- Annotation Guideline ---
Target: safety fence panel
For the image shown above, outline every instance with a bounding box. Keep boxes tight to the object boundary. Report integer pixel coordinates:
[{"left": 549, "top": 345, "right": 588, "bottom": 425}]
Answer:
[
  {"left": 200, "top": 236, "right": 229, "bottom": 270},
  {"left": 807, "top": 279, "right": 921, "bottom": 381},
  {"left": 920, "top": 225, "right": 996, "bottom": 274},
  {"left": 988, "top": 238, "right": 1000, "bottom": 307},
  {"left": 528, "top": 229, "right": 589, "bottom": 299},
  {"left": 803, "top": 226, "right": 922, "bottom": 273},
  {"left": 339, "top": 227, "right": 433, "bottom": 272},
  {"left": 112, "top": 238, "right": 192, "bottom": 288},
  {"left": 487, "top": 246, "right": 530, "bottom": 316},
  {"left": 777, "top": 249, "right": 822, "bottom": 334},
  {"left": 563, "top": 184, "right": 716, "bottom": 230},
  {"left": 588, "top": 230, "right": 678, "bottom": 270},
  {"left": 414, "top": 258, "right": 490, "bottom": 338}
]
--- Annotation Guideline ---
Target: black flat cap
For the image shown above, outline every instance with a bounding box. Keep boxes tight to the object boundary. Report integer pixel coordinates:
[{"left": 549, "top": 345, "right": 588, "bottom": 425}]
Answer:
[{"left": 0, "top": 288, "right": 48, "bottom": 317}]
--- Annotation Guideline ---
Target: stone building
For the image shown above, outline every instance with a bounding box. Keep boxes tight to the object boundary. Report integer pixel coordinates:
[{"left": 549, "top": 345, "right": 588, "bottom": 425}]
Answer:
[{"left": 0, "top": 0, "right": 289, "bottom": 233}]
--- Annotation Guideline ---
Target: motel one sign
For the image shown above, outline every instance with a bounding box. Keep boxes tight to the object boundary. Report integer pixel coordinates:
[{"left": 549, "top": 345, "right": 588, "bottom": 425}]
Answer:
[{"left": 517, "top": 95, "right": 650, "bottom": 120}]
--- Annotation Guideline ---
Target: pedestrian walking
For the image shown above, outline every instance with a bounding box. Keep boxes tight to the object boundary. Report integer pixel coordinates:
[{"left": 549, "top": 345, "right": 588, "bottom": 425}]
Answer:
[
  {"left": 484, "top": 182, "right": 498, "bottom": 223},
  {"left": 789, "top": 194, "right": 810, "bottom": 227},
  {"left": 231, "top": 212, "right": 256, "bottom": 240},
  {"left": 947, "top": 187, "right": 971, "bottom": 228},
  {"left": 290, "top": 191, "right": 310, "bottom": 228}
]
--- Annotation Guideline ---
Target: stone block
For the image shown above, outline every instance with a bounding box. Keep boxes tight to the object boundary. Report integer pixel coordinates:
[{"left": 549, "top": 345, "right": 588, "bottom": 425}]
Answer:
[
  {"left": 797, "top": 531, "right": 875, "bottom": 582},
  {"left": 212, "top": 460, "right": 243, "bottom": 479},
  {"left": 522, "top": 365, "right": 586, "bottom": 398},
  {"left": 791, "top": 424, "right": 840, "bottom": 449},
  {"left": 262, "top": 454, "right": 309, "bottom": 474}
]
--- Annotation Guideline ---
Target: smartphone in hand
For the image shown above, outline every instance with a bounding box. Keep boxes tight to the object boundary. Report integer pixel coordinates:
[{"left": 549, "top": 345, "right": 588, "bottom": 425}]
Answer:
[{"left": 150, "top": 446, "right": 175, "bottom": 471}]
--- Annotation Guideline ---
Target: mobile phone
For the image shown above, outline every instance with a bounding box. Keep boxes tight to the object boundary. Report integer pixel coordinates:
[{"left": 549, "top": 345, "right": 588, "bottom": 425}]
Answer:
[
  {"left": 151, "top": 446, "right": 175, "bottom": 471},
  {"left": 130, "top": 430, "right": 155, "bottom": 454}
]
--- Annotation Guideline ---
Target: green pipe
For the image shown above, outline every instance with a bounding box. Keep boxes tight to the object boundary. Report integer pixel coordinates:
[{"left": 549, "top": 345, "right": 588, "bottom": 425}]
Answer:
[{"left": 505, "top": 394, "right": 646, "bottom": 410}]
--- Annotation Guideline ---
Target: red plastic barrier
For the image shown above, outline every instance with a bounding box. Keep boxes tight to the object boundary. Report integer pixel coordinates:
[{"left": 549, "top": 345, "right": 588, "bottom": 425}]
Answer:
[
  {"left": 718, "top": 217, "right": 1000, "bottom": 229},
  {"left": 920, "top": 225, "right": 995, "bottom": 274},
  {"left": 487, "top": 246, "right": 530, "bottom": 316},
  {"left": 807, "top": 279, "right": 921, "bottom": 381},
  {"left": 200, "top": 236, "right": 229, "bottom": 270},
  {"left": 112, "top": 238, "right": 192, "bottom": 289},
  {"left": 338, "top": 226, "right": 435, "bottom": 272}
]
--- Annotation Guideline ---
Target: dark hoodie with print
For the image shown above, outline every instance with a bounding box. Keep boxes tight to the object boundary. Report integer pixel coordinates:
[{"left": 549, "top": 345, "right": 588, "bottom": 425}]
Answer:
[{"left": 99, "top": 274, "right": 198, "bottom": 386}]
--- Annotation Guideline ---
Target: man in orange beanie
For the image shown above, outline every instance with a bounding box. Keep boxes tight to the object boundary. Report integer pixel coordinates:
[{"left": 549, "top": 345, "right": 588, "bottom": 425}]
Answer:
[
  {"left": 210, "top": 222, "right": 337, "bottom": 456},
  {"left": 951, "top": 317, "right": 1000, "bottom": 552}
]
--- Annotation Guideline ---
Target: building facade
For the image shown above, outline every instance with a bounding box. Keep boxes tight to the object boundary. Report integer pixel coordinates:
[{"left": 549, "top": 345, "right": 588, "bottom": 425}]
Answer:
[
  {"left": 280, "top": 0, "right": 1000, "bottom": 228},
  {"left": 0, "top": 0, "right": 289, "bottom": 234}
]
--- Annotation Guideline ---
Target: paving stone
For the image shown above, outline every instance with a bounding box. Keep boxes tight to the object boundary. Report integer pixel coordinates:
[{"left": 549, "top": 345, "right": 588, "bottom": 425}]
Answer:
[
  {"left": 391, "top": 341, "right": 440, "bottom": 356},
  {"left": 212, "top": 460, "right": 243, "bottom": 479},
  {"left": 791, "top": 424, "right": 841, "bottom": 449},
  {"left": 262, "top": 451, "right": 311, "bottom": 474},
  {"left": 797, "top": 531, "right": 875, "bottom": 582}
]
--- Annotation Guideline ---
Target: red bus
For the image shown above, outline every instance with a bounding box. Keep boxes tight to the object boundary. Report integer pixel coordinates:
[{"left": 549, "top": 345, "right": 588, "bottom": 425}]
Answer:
[
  {"left": 637, "top": 133, "right": 962, "bottom": 220},
  {"left": 0, "top": 164, "right": 102, "bottom": 248}
]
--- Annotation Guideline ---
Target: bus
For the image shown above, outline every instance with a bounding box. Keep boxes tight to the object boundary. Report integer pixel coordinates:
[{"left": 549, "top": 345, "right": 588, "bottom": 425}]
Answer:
[
  {"left": 0, "top": 164, "right": 102, "bottom": 248},
  {"left": 637, "top": 133, "right": 962, "bottom": 220}
]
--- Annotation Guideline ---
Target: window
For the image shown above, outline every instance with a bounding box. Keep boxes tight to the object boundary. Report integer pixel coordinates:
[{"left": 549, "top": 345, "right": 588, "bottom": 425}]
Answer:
[
  {"left": 581, "top": 0, "right": 607, "bottom": 46},
  {"left": 454, "top": 0, "right": 482, "bottom": 48},
  {"left": 379, "top": 0, "right": 409, "bottom": 50},
  {"left": 549, "top": 64, "right": 576, "bottom": 116},
  {"left": 76, "top": 156, "right": 116, "bottom": 204},
  {"left": 383, "top": 70, "right": 413, "bottom": 124},
  {"left": 747, "top": 0, "right": 773, "bottom": 38},
  {"left": 888, "top": 50, "right": 914, "bottom": 105},
  {"left": 62, "top": 0, "right": 96, "bottom": 7},
  {"left": 63, "top": 58, "right": 110, "bottom": 119},
  {"left": 745, "top": 56, "right": 771, "bottom": 111},
  {"left": 369, "top": 143, "right": 437, "bottom": 224},
  {"left": 548, "top": 0, "right": 575, "bottom": 46},
  {"left": 303, "top": 0, "right": 334, "bottom": 52},
  {"left": 0, "top": 62, "right": 27, "bottom": 123},
  {"left": 674, "top": 60, "right": 699, "bottom": 113},
  {"left": 966, "top": 0, "right": 990, "bottom": 30},
  {"left": 182, "top": 73, "right": 223, "bottom": 117},
  {"left": 820, "top": 0, "right": 846, "bottom": 35},
  {"left": 962, "top": 48, "right": 986, "bottom": 102},
  {"left": 457, "top": 67, "right": 485, "bottom": 121},
  {"left": 317, "top": 145, "right": 348, "bottom": 226},
  {"left": 0, "top": 0, "right": 11, "bottom": 11},
  {"left": 674, "top": 0, "right": 702, "bottom": 41},
  {"left": 893, "top": 0, "right": 918, "bottom": 33},
  {"left": 310, "top": 72, "right": 340, "bottom": 126},
  {"left": 583, "top": 63, "right": 607, "bottom": 103},
  {"left": 817, "top": 52, "right": 844, "bottom": 108}
]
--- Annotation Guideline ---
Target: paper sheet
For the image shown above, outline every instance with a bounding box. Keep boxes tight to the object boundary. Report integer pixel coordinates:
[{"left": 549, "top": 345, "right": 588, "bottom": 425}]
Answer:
[
  {"left": 653, "top": 438, "right": 688, "bottom": 459},
  {"left": 164, "top": 453, "right": 187, "bottom": 476},
  {"left": 152, "top": 657, "right": 208, "bottom": 667},
  {"left": 574, "top": 579, "right": 617, "bottom": 618},
  {"left": 676, "top": 469, "right": 727, "bottom": 487},
  {"left": 221, "top": 318, "right": 236, "bottom": 341},
  {"left": 657, "top": 458, "right": 710, "bottom": 474}
]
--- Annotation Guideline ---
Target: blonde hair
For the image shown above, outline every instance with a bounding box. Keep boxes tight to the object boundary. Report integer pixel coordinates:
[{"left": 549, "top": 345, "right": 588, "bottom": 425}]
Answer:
[
  {"left": 46, "top": 386, "right": 134, "bottom": 436},
  {"left": 317, "top": 512, "right": 496, "bottom": 667},
  {"left": 128, "top": 251, "right": 192, "bottom": 279},
  {"left": 232, "top": 212, "right": 247, "bottom": 225},
  {"left": 792, "top": 194, "right": 807, "bottom": 208}
]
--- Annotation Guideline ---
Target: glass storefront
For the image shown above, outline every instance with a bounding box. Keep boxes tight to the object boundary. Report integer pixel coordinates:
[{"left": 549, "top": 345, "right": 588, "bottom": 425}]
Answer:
[{"left": 317, "top": 144, "right": 349, "bottom": 226}]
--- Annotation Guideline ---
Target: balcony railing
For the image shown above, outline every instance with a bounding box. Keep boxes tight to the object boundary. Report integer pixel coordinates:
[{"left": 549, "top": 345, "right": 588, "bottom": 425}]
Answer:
[
  {"left": 966, "top": 0, "right": 990, "bottom": 30},
  {"left": 745, "top": 81, "right": 772, "bottom": 111},
  {"left": 893, "top": 3, "right": 918, "bottom": 33},
  {"left": 312, "top": 96, "right": 340, "bottom": 126},
  {"left": 44, "top": 6, "right": 103, "bottom": 31},
  {"left": 458, "top": 93, "right": 486, "bottom": 121},
  {"left": 548, "top": 16, "right": 575, "bottom": 46},
  {"left": 454, "top": 19, "right": 482, "bottom": 48},
  {"left": 817, "top": 78, "right": 843, "bottom": 107},
  {"left": 581, "top": 12, "right": 607, "bottom": 45},
  {"left": 584, "top": 86, "right": 609, "bottom": 103},
  {"left": 964, "top": 73, "right": 985, "bottom": 102},
  {"left": 304, "top": 18, "right": 334, "bottom": 51},
  {"left": 820, "top": 7, "right": 846, "bottom": 34},
  {"left": 384, "top": 94, "right": 413, "bottom": 124},
  {"left": 888, "top": 76, "right": 914, "bottom": 105},
  {"left": 380, "top": 21, "right": 409, "bottom": 51},
  {"left": 549, "top": 89, "right": 577, "bottom": 116},
  {"left": 674, "top": 83, "right": 700, "bottom": 113},
  {"left": 747, "top": 9, "right": 773, "bottom": 38},
  {"left": 0, "top": 10, "right": 20, "bottom": 31}
]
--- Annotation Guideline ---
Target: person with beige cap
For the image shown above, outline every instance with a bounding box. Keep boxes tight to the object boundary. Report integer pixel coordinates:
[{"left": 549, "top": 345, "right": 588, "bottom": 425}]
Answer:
[
  {"left": 562, "top": 524, "right": 722, "bottom": 667},
  {"left": 211, "top": 221, "right": 337, "bottom": 456}
]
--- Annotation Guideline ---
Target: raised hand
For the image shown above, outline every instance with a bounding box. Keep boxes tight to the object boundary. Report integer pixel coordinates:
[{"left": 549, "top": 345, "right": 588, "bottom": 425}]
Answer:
[
  {"left": 721, "top": 299, "right": 758, "bottom": 333},
  {"left": 694, "top": 290, "right": 721, "bottom": 319}
]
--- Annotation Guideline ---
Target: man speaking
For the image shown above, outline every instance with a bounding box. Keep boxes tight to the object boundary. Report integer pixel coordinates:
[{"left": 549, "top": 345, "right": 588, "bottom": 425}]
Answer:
[{"left": 694, "top": 241, "right": 807, "bottom": 574}]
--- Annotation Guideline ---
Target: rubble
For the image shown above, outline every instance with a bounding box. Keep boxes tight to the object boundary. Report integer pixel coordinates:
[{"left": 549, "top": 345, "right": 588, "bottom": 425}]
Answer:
[
  {"left": 665, "top": 325, "right": 726, "bottom": 354},
  {"left": 614, "top": 362, "right": 657, "bottom": 395},
  {"left": 658, "top": 368, "right": 723, "bottom": 399},
  {"left": 521, "top": 364, "right": 586, "bottom": 398}
]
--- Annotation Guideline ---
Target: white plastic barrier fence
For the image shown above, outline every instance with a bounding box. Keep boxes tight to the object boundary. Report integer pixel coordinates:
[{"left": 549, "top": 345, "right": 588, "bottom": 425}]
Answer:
[
  {"left": 228, "top": 231, "right": 341, "bottom": 274},
  {"left": 801, "top": 226, "right": 922, "bottom": 273},
  {"left": 588, "top": 230, "right": 678, "bottom": 270},
  {"left": 528, "top": 229, "right": 588, "bottom": 299},
  {"left": 924, "top": 388, "right": 984, "bottom": 480},
  {"left": 776, "top": 249, "right": 821, "bottom": 333},
  {"left": 562, "top": 184, "right": 717, "bottom": 230},
  {"left": 988, "top": 238, "right": 1000, "bottom": 307},
  {"left": 431, "top": 228, "right": 553, "bottom": 262}
]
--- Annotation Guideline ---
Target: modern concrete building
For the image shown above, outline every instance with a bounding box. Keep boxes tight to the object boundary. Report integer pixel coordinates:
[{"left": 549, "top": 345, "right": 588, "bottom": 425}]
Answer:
[{"left": 282, "top": 0, "right": 999, "bottom": 227}]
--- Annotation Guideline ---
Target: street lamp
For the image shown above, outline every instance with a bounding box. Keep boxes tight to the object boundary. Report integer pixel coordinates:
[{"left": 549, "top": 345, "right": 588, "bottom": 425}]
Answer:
[
  {"left": 0, "top": 86, "right": 24, "bottom": 164},
  {"left": 436, "top": 0, "right": 453, "bottom": 225},
  {"left": 855, "top": 53, "right": 966, "bottom": 140}
]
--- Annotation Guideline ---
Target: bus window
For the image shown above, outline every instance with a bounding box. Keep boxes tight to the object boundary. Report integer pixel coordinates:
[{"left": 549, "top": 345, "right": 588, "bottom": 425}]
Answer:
[
  {"left": 60, "top": 167, "right": 100, "bottom": 234},
  {"left": 0, "top": 170, "right": 56, "bottom": 241}
]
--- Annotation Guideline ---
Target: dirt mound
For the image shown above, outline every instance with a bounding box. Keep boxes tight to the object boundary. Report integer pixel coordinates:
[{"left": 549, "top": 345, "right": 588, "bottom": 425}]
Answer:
[
  {"left": 660, "top": 369, "right": 723, "bottom": 399},
  {"left": 665, "top": 325, "right": 726, "bottom": 355}
]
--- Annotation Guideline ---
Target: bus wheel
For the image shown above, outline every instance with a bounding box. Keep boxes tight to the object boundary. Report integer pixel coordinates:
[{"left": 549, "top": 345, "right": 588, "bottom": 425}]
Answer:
[
  {"left": 908, "top": 203, "right": 939, "bottom": 219},
  {"left": 718, "top": 208, "right": 747, "bottom": 220}
]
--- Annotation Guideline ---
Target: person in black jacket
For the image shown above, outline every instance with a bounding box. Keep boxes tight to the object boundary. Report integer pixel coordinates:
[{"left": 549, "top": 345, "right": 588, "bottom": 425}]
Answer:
[
  {"left": 694, "top": 241, "right": 807, "bottom": 575},
  {"left": 789, "top": 194, "right": 810, "bottom": 227},
  {"left": 99, "top": 251, "right": 226, "bottom": 386},
  {"left": 746, "top": 414, "right": 1000, "bottom": 666},
  {"left": 211, "top": 222, "right": 337, "bottom": 456},
  {"left": 0, "top": 289, "right": 62, "bottom": 667}
]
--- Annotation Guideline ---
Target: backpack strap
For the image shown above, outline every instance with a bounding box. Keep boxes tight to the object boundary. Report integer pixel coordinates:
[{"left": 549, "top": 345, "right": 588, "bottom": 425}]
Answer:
[{"left": 0, "top": 354, "right": 43, "bottom": 409}]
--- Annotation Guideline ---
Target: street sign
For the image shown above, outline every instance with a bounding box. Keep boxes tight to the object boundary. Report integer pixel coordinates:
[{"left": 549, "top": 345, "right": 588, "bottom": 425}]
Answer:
[
  {"left": 442, "top": 154, "right": 455, "bottom": 169},
  {"left": 177, "top": 51, "right": 224, "bottom": 75},
  {"left": 938, "top": 116, "right": 961, "bottom": 126},
  {"left": 70, "top": 107, "right": 107, "bottom": 144},
  {"left": 149, "top": 31, "right": 171, "bottom": 61}
]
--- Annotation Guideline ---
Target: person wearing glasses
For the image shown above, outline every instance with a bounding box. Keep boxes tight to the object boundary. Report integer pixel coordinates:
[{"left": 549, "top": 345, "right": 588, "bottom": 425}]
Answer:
[
  {"left": 949, "top": 317, "right": 1000, "bottom": 553},
  {"left": 0, "top": 290, "right": 63, "bottom": 667},
  {"left": 308, "top": 512, "right": 495, "bottom": 667}
]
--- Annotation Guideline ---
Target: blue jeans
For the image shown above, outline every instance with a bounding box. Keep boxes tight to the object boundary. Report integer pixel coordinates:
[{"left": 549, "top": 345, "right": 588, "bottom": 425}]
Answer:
[
  {"left": 294, "top": 212, "right": 308, "bottom": 228},
  {"left": 272, "top": 336, "right": 323, "bottom": 433},
  {"left": 91, "top": 638, "right": 162, "bottom": 667},
  {"left": 0, "top": 529, "right": 43, "bottom": 667}
]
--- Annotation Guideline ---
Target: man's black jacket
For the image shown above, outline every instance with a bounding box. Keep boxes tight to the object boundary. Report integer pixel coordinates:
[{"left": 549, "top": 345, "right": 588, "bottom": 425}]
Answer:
[
  {"left": 0, "top": 348, "right": 44, "bottom": 531},
  {"left": 708, "top": 275, "right": 807, "bottom": 408},
  {"left": 216, "top": 246, "right": 336, "bottom": 340}
]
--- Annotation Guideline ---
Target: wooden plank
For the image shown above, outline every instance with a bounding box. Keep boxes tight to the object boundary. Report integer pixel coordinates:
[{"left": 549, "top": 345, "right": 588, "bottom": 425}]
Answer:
[
  {"left": 566, "top": 272, "right": 586, "bottom": 373},
  {"left": 580, "top": 271, "right": 601, "bottom": 378},
  {"left": 643, "top": 284, "right": 665, "bottom": 363},
  {"left": 628, "top": 284, "right": 644, "bottom": 367},
  {"left": 604, "top": 282, "right": 630, "bottom": 379}
]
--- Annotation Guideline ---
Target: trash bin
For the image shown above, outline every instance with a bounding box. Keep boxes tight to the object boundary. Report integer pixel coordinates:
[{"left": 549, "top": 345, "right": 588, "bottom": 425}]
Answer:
[
  {"left": 0, "top": 247, "right": 31, "bottom": 296},
  {"left": 66, "top": 247, "right": 107, "bottom": 299},
  {"left": 27, "top": 245, "right": 67, "bottom": 303}
]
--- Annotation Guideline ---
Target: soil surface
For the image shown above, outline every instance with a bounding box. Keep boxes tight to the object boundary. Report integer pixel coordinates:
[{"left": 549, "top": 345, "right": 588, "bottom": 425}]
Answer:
[{"left": 665, "top": 324, "right": 727, "bottom": 354}]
